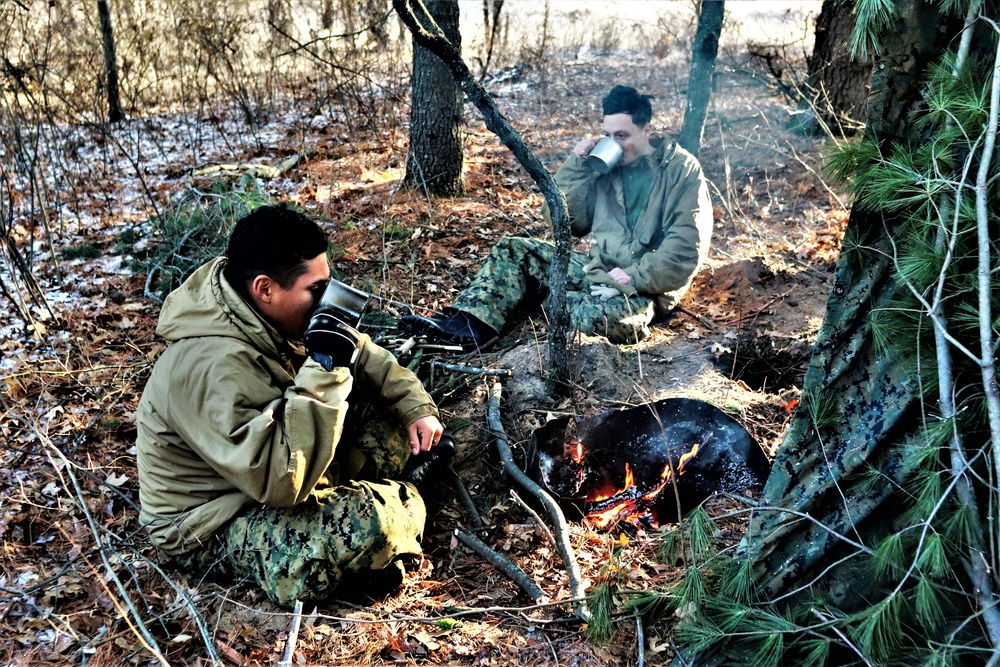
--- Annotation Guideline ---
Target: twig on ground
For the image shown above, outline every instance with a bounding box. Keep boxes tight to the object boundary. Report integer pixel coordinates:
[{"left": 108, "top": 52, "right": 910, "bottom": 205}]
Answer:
[
  {"left": 429, "top": 374, "right": 468, "bottom": 403},
  {"left": 674, "top": 304, "right": 720, "bottom": 331},
  {"left": 192, "top": 147, "right": 316, "bottom": 180},
  {"left": 454, "top": 530, "right": 545, "bottom": 601},
  {"left": 509, "top": 489, "right": 555, "bottom": 546},
  {"left": 278, "top": 600, "right": 304, "bottom": 667},
  {"left": 670, "top": 638, "right": 696, "bottom": 667},
  {"left": 486, "top": 381, "right": 591, "bottom": 622},
  {"left": 134, "top": 551, "right": 228, "bottom": 663},
  {"left": 635, "top": 607, "right": 646, "bottom": 667},
  {"left": 417, "top": 343, "right": 465, "bottom": 353},
  {"left": 445, "top": 465, "right": 484, "bottom": 528},
  {"left": 430, "top": 361, "right": 512, "bottom": 376},
  {"left": 715, "top": 289, "right": 793, "bottom": 325},
  {"left": 302, "top": 594, "right": 590, "bottom": 624}
]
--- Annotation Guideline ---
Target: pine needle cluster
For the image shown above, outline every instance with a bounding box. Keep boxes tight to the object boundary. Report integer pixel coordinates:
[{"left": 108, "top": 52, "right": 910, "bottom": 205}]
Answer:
[{"left": 137, "top": 182, "right": 271, "bottom": 300}]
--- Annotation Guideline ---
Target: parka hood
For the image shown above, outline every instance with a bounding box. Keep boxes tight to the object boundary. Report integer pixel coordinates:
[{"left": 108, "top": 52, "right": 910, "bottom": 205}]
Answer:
[{"left": 155, "top": 256, "right": 286, "bottom": 356}]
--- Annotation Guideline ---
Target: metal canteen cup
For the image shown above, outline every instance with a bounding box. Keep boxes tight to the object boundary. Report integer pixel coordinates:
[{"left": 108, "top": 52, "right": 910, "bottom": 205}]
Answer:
[
  {"left": 586, "top": 137, "right": 623, "bottom": 174},
  {"left": 315, "top": 278, "right": 370, "bottom": 325}
]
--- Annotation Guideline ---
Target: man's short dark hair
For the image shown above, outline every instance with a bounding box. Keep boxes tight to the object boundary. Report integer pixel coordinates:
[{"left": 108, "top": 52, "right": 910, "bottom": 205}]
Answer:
[
  {"left": 602, "top": 85, "right": 655, "bottom": 127},
  {"left": 224, "top": 204, "right": 328, "bottom": 296}
]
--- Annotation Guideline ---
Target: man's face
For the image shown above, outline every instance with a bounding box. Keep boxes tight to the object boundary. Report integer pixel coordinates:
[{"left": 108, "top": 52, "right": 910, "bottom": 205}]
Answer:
[
  {"left": 601, "top": 113, "right": 653, "bottom": 166},
  {"left": 255, "top": 253, "right": 330, "bottom": 339}
]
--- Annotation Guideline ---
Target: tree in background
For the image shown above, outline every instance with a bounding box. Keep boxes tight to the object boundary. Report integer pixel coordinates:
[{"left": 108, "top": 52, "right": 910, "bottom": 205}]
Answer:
[
  {"left": 477, "top": 0, "right": 505, "bottom": 79},
  {"left": 403, "top": 0, "right": 464, "bottom": 197},
  {"left": 678, "top": 0, "right": 724, "bottom": 157},
  {"left": 660, "top": 1, "right": 1000, "bottom": 663},
  {"left": 97, "top": 0, "right": 123, "bottom": 123},
  {"left": 805, "top": 0, "right": 871, "bottom": 135}
]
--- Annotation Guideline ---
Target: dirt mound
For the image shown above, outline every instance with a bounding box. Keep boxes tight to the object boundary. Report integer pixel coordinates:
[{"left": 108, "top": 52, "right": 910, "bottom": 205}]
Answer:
[{"left": 695, "top": 256, "right": 787, "bottom": 300}]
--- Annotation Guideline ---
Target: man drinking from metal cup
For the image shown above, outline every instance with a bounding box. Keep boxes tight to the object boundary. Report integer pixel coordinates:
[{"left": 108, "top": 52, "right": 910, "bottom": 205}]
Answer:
[{"left": 398, "top": 85, "right": 713, "bottom": 350}]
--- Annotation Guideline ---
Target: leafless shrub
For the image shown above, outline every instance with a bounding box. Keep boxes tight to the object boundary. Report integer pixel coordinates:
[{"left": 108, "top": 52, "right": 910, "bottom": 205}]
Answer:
[{"left": 0, "top": 0, "right": 412, "bottom": 321}]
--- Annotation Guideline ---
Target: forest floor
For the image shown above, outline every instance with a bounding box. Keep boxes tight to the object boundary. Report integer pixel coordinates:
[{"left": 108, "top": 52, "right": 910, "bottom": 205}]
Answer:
[{"left": 0, "top": 30, "right": 849, "bottom": 667}]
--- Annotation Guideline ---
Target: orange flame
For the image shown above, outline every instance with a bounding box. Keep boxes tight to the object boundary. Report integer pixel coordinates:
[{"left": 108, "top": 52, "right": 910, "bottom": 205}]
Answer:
[
  {"left": 678, "top": 442, "right": 701, "bottom": 473},
  {"left": 588, "top": 499, "right": 637, "bottom": 528},
  {"left": 641, "top": 465, "right": 672, "bottom": 501},
  {"left": 584, "top": 440, "right": 704, "bottom": 529}
]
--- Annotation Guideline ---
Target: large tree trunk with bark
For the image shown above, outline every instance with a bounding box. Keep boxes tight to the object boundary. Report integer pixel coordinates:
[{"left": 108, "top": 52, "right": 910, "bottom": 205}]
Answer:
[
  {"left": 805, "top": 0, "right": 870, "bottom": 135},
  {"left": 403, "top": 0, "right": 464, "bottom": 197},
  {"left": 678, "top": 0, "right": 724, "bottom": 157},
  {"left": 97, "top": 0, "right": 123, "bottom": 123}
]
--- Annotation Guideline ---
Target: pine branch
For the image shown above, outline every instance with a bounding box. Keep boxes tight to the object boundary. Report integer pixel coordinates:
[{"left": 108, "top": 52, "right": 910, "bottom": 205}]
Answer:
[{"left": 973, "top": 18, "right": 1000, "bottom": 570}]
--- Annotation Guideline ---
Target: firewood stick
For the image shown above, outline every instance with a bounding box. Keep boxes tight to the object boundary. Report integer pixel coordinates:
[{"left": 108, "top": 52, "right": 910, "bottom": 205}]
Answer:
[
  {"left": 486, "top": 381, "right": 591, "bottom": 622},
  {"left": 444, "top": 465, "right": 484, "bottom": 528},
  {"left": 455, "top": 529, "right": 545, "bottom": 601},
  {"left": 278, "top": 600, "right": 303, "bottom": 667},
  {"left": 509, "top": 489, "right": 555, "bottom": 546}
]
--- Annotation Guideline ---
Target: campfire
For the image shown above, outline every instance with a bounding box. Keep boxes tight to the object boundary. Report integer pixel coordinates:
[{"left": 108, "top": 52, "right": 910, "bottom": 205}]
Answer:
[{"left": 527, "top": 398, "right": 771, "bottom": 528}]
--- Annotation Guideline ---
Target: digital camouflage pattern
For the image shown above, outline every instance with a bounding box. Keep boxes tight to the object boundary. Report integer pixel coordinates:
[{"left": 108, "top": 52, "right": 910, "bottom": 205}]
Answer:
[
  {"left": 738, "top": 224, "right": 919, "bottom": 606},
  {"left": 451, "top": 236, "right": 656, "bottom": 344},
  {"left": 172, "top": 401, "right": 425, "bottom": 607}
]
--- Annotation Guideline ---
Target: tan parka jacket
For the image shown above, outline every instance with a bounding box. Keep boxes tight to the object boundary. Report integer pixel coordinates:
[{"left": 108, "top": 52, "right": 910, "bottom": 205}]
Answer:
[
  {"left": 550, "top": 137, "right": 713, "bottom": 311},
  {"left": 136, "top": 257, "right": 437, "bottom": 555}
]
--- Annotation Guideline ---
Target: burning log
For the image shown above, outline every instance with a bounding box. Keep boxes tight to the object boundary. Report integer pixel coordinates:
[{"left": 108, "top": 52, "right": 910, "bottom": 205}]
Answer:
[
  {"left": 526, "top": 398, "right": 771, "bottom": 529},
  {"left": 587, "top": 485, "right": 642, "bottom": 515}
]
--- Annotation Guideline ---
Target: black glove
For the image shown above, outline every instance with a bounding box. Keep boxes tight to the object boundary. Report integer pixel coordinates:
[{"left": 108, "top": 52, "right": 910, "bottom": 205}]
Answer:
[
  {"left": 402, "top": 433, "right": 457, "bottom": 486},
  {"left": 304, "top": 310, "right": 365, "bottom": 371}
]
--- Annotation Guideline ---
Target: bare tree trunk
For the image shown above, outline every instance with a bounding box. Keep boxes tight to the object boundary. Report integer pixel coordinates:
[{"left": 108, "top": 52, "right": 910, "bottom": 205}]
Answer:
[
  {"left": 404, "top": 0, "right": 464, "bottom": 197},
  {"left": 678, "top": 0, "right": 723, "bottom": 157},
  {"left": 805, "top": 0, "right": 870, "bottom": 135},
  {"left": 479, "top": 0, "right": 505, "bottom": 78},
  {"left": 97, "top": 0, "right": 123, "bottom": 123},
  {"left": 392, "top": 0, "right": 571, "bottom": 389}
]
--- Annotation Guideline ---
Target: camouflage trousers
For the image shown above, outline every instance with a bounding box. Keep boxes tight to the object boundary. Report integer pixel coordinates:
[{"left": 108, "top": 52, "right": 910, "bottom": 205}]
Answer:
[
  {"left": 451, "top": 236, "right": 656, "bottom": 343},
  {"left": 172, "top": 401, "right": 425, "bottom": 608}
]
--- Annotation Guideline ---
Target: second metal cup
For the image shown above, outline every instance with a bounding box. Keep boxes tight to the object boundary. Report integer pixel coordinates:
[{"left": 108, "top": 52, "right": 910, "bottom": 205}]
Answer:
[{"left": 586, "top": 137, "right": 623, "bottom": 174}]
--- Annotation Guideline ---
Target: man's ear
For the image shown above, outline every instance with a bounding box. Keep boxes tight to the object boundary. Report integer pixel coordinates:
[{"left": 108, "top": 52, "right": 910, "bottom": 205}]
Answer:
[
  {"left": 249, "top": 275, "right": 273, "bottom": 304},
  {"left": 644, "top": 123, "right": 653, "bottom": 137}
]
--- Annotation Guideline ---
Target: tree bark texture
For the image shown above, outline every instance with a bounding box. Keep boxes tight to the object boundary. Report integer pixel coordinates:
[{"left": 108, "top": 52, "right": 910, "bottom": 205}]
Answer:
[
  {"left": 404, "top": 0, "right": 465, "bottom": 197},
  {"left": 97, "top": 0, "right": 123, "bottom": 123},
  {"left": 805, "top": 0, "right": 871, "bottom": 134},
  {"left": 742, "top": 0, "right": 968, "bottom": 603},
  {"left": 678, "top": 0, "right": 724, "bottom": 157},
  {"left": 393, "top": 0, "right": 572, "bottom": 388}
]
